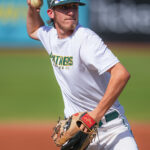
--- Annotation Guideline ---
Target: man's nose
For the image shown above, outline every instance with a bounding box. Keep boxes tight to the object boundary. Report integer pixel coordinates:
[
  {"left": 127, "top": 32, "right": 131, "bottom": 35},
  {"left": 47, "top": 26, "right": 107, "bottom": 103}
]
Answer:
[{"left": 67, "top": 9, "right": 76, "bottom": 16}]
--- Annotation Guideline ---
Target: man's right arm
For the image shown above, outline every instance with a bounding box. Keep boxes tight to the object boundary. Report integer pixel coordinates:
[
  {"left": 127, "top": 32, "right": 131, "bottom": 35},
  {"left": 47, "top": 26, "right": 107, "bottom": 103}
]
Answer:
[{"left": 27, "top": 0, "right": 45, "bottom": 40}]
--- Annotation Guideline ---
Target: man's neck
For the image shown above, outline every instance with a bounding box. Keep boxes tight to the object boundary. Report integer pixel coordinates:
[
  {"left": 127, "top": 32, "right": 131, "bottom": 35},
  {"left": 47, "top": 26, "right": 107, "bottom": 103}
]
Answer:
[{"left": 56, "top": 28, "right": 74, "bottom": 39}]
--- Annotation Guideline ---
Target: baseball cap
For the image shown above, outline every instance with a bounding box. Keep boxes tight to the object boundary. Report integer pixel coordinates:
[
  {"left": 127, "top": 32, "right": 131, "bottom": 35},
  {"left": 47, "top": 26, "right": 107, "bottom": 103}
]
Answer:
[{"left": 47, "top": 0, "right": 86, "bottom": 8}]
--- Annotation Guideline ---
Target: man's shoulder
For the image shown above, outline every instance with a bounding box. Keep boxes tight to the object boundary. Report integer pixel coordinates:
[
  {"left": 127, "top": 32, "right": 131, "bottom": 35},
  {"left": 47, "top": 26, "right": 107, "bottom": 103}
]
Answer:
[
  {"left": 38, "top": 25, "right": 54, "bottom": 33},
  {"left": 75, "top": 25, "right": 102, "bottom": 42},
  {"left": 76, "top": 25, "right": 97, "bottom": 36}
]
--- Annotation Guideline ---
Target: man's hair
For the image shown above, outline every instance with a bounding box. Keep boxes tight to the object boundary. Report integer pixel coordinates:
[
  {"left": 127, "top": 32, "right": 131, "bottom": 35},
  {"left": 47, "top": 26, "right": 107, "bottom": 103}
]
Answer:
[{"left": 47, "top": 19, "right": 54, "bottom": 26}]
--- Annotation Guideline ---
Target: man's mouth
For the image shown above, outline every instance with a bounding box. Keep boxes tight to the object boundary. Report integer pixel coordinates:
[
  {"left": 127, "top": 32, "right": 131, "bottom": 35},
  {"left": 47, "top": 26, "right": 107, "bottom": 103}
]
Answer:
[{"left": 65, "top": 18, "right": 76, "bottom": 20}]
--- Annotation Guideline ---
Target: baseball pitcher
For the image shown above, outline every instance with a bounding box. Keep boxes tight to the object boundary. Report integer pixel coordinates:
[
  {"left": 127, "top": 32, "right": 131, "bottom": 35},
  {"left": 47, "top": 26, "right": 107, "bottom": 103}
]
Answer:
[{"left": 26, "top": 0, "right": 139, "bottom": 149}]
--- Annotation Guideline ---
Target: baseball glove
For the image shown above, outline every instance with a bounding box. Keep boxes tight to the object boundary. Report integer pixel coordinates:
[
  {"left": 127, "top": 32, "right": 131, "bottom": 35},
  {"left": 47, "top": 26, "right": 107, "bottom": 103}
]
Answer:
[{"left": 51, "top": 112, "right": 98, "bottom": 150}]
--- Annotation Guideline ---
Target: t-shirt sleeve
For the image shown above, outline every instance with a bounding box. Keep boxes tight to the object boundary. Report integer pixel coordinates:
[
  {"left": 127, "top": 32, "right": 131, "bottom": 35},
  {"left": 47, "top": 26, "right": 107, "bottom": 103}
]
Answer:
[
  {"left": 37, "top": 26, "right": 52, "bottom": 53},
  {"left": 80, "top": 34, "right": 119, "bottom": 75}
]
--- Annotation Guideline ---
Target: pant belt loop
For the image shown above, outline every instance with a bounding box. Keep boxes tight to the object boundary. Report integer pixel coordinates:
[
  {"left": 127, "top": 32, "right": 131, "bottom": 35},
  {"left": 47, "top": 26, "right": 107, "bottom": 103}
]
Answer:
[{"left": 99, "top": 110, "right": 119, "bottom": 127}]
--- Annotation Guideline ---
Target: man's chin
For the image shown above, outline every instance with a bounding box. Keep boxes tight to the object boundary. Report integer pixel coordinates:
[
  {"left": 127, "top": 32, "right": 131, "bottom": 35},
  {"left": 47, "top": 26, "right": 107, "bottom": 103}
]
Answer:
[
  {"left": 57, "top": 22, "right": 78, "bottom": 33},
  {"left": 66, "top": 23, "right": 77, "bottom": 31},
  {"left": 70, "top": 24, "right": 77, "bottom": 30}
]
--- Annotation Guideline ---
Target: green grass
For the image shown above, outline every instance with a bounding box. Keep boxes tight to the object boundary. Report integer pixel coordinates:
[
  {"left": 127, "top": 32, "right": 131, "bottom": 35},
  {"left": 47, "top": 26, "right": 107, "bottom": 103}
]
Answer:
[
  {"left": 119, "top": 54, "right": 150, "bottom": 121},
  {"left": 111, "top": 46, "right": 150, "bottom": 121},
  {"left": 0, "top": 46, "right": 150, "bottom": 122},
  {"left": 0, "top": 50, "right": 64, "bottom": 122}
]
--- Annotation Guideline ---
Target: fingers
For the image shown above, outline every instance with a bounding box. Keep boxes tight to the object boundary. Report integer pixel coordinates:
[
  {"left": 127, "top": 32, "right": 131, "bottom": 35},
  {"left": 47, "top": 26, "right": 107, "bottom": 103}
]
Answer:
[
  {"left": 80, "top": 124, "right": 88, "bottom": 133},
  {"left": 35, "top": 8, "right": 41, "bottom": 13},
  {"left": 27, "top": 0, "right": 31, "bottom": 6},
  {"left": 27, "top": 0, "right": 41, "bottom": 13}
]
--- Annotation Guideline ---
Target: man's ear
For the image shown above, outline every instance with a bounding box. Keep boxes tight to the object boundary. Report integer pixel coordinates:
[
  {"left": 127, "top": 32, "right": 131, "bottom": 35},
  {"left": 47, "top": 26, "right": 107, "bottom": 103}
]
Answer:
[{"left": 47, "top": 9, "right": 54, "bottom": 19}]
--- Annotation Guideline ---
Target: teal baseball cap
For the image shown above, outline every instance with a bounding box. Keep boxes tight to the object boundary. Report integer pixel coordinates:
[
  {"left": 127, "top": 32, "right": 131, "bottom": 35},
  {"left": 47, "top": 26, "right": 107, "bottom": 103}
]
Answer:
[{"left": 47, "top": 0, "right": 86, "bottom": 8}]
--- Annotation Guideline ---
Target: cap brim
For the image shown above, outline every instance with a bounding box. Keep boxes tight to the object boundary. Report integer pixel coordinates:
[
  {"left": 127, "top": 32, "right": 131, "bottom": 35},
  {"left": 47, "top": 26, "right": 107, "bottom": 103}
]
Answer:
[{"left": 52, "top": 1, "right": 86, "bottom": 7}]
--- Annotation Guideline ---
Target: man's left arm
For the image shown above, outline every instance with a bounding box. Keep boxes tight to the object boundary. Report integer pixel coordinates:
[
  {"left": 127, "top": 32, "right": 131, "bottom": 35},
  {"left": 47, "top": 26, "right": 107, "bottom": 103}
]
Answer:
[{"left": 89, "top": 62, "right": 130, "bottom": 123}]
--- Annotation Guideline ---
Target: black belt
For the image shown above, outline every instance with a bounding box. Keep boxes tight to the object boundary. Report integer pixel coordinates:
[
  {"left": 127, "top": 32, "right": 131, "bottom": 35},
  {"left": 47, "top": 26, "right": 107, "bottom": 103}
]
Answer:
[{"left": 99, "top": 111, "right": 119, "bottom": 127}]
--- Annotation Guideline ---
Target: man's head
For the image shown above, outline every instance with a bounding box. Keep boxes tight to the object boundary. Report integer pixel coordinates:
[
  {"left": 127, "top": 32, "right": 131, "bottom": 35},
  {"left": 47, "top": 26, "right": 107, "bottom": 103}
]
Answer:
[{"left": 47, "top": 0, "right": 85, "bottom": 38}]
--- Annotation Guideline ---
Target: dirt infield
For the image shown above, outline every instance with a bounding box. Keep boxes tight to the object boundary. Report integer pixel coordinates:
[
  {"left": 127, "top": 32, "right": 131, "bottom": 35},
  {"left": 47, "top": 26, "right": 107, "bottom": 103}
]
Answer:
[{"left": 0, "top": 122, "right": 149, "bottom": 150}]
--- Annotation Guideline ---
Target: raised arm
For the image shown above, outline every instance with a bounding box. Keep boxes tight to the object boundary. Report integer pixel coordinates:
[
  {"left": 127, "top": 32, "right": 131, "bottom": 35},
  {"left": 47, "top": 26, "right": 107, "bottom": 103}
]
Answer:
[{"left": 27, "top": 0, "right": 45, "bottom": 40}]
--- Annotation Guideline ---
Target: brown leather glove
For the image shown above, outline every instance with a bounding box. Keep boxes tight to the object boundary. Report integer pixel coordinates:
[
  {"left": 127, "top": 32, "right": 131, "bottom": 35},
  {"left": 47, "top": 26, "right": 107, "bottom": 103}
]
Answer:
[{"left": 51, "top": 112, "right": 98, "bottom": 150}]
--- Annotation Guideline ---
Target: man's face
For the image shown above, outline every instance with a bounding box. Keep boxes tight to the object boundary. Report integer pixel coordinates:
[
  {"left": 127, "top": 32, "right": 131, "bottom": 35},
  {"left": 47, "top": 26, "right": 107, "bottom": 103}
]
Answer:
[{"left": 53, "top": 3, "right": 79, "bottom": 32}]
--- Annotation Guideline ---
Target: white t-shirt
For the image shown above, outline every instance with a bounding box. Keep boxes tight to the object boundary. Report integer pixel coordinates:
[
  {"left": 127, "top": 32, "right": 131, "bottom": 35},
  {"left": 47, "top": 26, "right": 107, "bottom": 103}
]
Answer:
[{"left": 37, "top": 24, "right": 124, "bottom": 118}]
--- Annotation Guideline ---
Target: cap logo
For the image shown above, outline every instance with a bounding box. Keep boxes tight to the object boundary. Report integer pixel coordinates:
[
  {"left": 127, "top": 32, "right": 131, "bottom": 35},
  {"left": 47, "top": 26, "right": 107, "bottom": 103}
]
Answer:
[{"left": 55, "top": 0, "right": 64, "bottom": 4}]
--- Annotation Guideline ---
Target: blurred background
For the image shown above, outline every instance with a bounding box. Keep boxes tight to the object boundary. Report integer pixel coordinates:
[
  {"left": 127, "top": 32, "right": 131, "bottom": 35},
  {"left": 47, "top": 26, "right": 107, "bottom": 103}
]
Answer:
[{"left": 0, "top": 0, "right": 150, "bottom": 150}]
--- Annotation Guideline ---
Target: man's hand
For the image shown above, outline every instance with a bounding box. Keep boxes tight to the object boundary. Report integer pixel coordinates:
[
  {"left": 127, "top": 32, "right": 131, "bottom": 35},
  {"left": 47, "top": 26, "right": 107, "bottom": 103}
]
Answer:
[
  {"left": 80, "top": 110, "right": 99, "bottom": 133},
  {"left": 30, "top": 0, "right": 43, "bottom": 9},
  {"left": 27, "top": 0, "right": 40, "bottom": 13}
]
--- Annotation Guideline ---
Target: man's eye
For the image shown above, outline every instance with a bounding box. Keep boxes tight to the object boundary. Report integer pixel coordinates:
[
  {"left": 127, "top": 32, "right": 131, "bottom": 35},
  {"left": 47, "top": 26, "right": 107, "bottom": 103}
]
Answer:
[
  {"left": 61, "top": 5, "right": 69, "bottom": 10},
  {"left": 59, "top": 5, "right": 78, "bottom": 10},
  {"left": 71, "top": 5, "right": 78, "bottom": 9}
]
